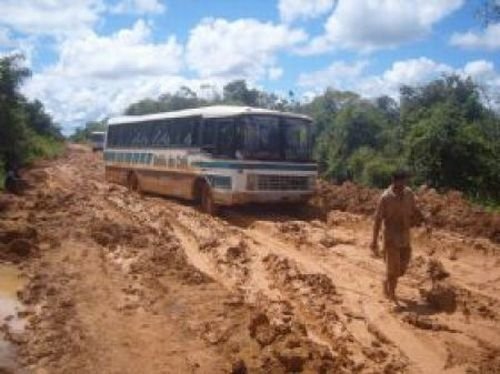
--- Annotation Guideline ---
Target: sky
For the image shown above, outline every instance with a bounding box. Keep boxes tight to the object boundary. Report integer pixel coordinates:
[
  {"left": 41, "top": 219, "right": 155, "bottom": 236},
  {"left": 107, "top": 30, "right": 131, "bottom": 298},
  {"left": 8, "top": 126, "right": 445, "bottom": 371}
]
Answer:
[{"left": 0, "top": 0, "right": 499, "bottom": 134}]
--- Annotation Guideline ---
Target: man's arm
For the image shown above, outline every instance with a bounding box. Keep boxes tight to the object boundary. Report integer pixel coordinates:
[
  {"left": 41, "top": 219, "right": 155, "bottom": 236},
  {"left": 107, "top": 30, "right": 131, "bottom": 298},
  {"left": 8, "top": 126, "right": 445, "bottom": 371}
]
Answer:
[{"left": 371, "top": 197, "right": 384, "bottom": 256}]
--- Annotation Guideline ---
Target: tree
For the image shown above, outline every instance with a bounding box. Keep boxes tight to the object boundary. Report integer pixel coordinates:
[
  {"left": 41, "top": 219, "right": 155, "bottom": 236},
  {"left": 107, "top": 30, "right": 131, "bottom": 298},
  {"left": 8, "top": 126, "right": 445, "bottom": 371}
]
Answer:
[
  {"left": 314, "top": 99, "right": 388, "bottom": 182},
  {"left": 0, "top": 54, "right": 32, "bottom": 166},
  {"left": 403, "top": 75, "right": 499, "bottom": 201},
  {"left": 0, "top": 54, "right": 62, "bottom": 177},
  {"left": 223, "top": 80, "right": 259, "bottom": 106}
]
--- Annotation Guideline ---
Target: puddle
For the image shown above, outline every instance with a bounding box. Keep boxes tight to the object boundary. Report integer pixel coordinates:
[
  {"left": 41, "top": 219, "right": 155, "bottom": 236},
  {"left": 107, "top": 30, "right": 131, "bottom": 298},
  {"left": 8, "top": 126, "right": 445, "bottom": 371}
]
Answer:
[{"left": 0, "top": 263, "right": 26, "bottom": 372}]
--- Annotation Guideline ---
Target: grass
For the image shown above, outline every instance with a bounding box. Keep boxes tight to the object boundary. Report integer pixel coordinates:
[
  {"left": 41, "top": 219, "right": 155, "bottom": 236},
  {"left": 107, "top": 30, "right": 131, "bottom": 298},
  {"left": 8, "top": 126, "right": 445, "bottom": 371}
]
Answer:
[
  {"left": 25, "top": 134, "right": 65, "bottom": 164},
  {"left": 0, "top": 135, "right": 64, "bottom": 191}
]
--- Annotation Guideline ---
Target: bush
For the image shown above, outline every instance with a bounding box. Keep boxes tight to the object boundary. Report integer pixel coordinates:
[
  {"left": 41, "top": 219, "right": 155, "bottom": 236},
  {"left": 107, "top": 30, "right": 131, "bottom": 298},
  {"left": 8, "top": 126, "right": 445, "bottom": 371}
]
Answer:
[
  {"left": 361, "top": 158, "right": 396, "bottom": 188},
  {"left": 24, "top": 133, "right": 65, "bottom": 164}
]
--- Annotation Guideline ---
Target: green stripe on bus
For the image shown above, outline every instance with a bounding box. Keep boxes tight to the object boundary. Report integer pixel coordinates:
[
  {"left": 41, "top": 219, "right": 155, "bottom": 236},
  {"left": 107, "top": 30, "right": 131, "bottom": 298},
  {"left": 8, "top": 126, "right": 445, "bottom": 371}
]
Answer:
[{"left": 191, "top": 161, "right": 317, "bottom": 171}]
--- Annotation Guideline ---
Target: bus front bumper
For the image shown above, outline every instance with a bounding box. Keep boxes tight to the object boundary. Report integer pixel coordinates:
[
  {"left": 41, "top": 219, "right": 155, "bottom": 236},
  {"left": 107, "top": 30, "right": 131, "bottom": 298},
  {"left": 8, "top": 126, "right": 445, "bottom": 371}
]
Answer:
[{"left": 213, "top": 191, "right": 314, "bottom": 206}]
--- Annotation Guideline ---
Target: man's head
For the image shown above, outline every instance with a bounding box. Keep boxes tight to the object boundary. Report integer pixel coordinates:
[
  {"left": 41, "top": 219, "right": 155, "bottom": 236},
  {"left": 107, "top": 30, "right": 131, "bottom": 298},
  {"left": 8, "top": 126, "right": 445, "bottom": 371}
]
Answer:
[{"left": 391, "top": 169, "right": 409, "bottom": 193}]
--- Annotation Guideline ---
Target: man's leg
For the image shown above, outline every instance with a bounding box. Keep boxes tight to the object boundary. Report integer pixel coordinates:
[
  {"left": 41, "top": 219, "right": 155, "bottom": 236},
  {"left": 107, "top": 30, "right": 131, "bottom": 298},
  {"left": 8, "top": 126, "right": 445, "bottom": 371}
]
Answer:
[
  {"left": 384, "top": 246, "right": 400, "bottom": 300},
  {"left": 399, "top": 246, "right": 412, "bottom": 277}
]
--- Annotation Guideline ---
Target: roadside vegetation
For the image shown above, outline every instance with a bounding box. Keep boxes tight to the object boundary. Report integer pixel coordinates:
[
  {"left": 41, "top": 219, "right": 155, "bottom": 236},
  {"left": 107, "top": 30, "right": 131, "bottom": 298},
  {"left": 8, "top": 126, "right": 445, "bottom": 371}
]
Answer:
[
  {"left": 69, "top": 120, "right": 107, "bottom": 143},
  {"left": 0, "top": 54, "right": 63, "bottom": 188}
]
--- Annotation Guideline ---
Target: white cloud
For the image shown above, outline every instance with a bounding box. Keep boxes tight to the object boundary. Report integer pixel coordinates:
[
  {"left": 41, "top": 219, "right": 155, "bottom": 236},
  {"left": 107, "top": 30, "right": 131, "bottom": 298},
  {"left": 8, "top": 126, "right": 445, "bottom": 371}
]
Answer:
[
  {"left": 51, "top": 20, "right": 182, "bottom": 79},
  {"left": 299, "top": 57, "right": 480, "bottom": 99},
  {"left": 0, "top": 27, "right": 14, "bottom": 47},
  {"left": 301, "top": 0, "right": 464, "bottom": 54},
  {"left": 0, "top": 0, "right": 104, "bottom": 37},
  {"left": 298, "top": 60, "right": 368, "bottom": 89},
  {"left": 109, "top": 0, "right": 166, "bottom": 15},
  {"left": 450, "top": 23, "right": 500, "bottom": 51},
  {"left": 22, "top": 20, "right": 188, "bottom": 133},
  {"left": 358, "top": 58, "right": 453, "bottom": 98},
  {"left": 268, "top": 67, "right": 284, "bottom": 80},
  {"left": 462, "top": 60, "right": 500, "bottom": 105},
  {"left": 186, "top": 18, "right": 306, "bottom": 80},
  {"left": 278, "top": 0, "right": 335, "bottom": 23}
]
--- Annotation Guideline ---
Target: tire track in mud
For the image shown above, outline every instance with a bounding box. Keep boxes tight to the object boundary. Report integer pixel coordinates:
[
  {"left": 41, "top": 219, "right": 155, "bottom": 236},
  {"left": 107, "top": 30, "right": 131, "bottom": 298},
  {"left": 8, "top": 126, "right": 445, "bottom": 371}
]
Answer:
[
  {"left": 226, "top": 210, "right": 500, "bottom": 374},
  {"left": 155, "top": 200, "right": 500, "bottom": 373},
  {"left": 147, "top": 200, "right": 412, "bottom": 373}
]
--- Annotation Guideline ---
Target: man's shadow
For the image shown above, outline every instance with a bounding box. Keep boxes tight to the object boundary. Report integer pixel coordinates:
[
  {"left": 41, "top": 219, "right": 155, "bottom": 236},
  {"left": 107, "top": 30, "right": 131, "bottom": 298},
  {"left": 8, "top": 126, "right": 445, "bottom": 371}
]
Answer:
[{"left": 394, "top": 297, "right": 444, "bottom": 316}]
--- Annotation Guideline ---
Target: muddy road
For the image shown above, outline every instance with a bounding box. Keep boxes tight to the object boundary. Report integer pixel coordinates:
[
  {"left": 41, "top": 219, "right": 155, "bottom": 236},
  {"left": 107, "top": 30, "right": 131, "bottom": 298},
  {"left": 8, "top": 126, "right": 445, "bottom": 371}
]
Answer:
[{"left": 1, "top": 145, "right": 499, "bottom": 373}]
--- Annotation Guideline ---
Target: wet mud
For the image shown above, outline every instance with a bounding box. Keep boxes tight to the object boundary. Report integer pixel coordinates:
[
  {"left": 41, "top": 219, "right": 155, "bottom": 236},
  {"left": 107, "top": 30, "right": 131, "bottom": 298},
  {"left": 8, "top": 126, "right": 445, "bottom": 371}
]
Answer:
[{"left": 0, "top": 144, "right": 499, "bottom": 373}]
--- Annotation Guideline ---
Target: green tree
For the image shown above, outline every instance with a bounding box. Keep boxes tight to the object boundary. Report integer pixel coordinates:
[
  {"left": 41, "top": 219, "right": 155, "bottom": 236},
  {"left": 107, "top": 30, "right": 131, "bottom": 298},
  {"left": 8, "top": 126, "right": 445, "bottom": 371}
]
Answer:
[
  {"left": 0, "top": 54, "right": 31, "bottom": 165},
  {"left": 403, "top": 75, "right": 499, "bottom": 201},
  {"left": 0, "top": 54, "right": 62, "bottom": 183},
  {"left": 223, "top": 80, "right": 259, "bottom": 106},
  {"left": 314, "top": 99, "right": 389, "bottom": 182}
]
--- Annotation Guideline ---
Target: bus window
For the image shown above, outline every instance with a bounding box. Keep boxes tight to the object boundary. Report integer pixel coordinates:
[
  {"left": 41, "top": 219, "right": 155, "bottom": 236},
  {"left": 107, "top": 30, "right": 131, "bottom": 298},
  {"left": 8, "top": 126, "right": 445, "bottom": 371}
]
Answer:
[
  {"left": 201, "top": 120, "right": 216, "bottom": 150},
  {"left": 216, "top": 119, "right": 235, "bottom": 158},
  {"left": 151, "top": 120, "right": 171, "bottom": 147}
]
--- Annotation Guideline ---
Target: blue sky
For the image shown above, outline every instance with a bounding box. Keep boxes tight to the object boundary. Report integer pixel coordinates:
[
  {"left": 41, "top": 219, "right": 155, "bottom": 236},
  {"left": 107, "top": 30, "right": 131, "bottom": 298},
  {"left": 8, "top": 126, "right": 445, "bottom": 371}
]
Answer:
[{"left": 1, "top": 0, "right": 499, "bottom": 134}]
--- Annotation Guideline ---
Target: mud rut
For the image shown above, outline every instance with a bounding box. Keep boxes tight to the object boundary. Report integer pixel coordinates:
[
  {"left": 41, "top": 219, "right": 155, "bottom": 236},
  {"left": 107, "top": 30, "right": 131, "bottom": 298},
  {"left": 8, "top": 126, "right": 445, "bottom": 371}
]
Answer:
[{"left": 1, "top": 145, "right": 500, "bottom": 373}]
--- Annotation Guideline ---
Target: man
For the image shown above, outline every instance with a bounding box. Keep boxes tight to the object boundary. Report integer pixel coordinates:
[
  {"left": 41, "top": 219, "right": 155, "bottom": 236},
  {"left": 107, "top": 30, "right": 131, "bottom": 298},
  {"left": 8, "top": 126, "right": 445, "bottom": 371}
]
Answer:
[{"left": 370, "top": 170, "right": 429, "bottom": 302}]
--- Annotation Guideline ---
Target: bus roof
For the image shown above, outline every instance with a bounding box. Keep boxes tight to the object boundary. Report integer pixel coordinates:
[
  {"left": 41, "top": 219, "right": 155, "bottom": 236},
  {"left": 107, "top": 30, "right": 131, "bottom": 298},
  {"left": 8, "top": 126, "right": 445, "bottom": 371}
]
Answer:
[
  {"left": 108, "top": 105, "right": 312, "bottom": 126},
  {"left": 91, "top": 131, "right": 106, "bottom": 135}
]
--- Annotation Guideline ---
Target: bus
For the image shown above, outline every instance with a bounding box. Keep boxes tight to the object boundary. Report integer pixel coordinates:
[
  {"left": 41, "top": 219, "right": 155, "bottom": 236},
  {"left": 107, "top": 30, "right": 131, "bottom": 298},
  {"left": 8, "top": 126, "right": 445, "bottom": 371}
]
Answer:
[
  {"left": 104, "top": 105, "right": 317, "bottom": 214},
  {"left": 90, "top": 131, "right": 106, "bottom": 152}
]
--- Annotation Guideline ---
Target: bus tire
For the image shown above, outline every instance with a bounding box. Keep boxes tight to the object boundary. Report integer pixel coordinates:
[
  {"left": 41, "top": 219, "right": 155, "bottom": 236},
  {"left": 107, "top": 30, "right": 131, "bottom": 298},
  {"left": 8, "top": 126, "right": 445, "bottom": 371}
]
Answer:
[
  {"left": 201, "top": 182, "right": 218, "bottom": 216},
  {"left": 127, "top": 172, "right": 141, "bottom": 193}
]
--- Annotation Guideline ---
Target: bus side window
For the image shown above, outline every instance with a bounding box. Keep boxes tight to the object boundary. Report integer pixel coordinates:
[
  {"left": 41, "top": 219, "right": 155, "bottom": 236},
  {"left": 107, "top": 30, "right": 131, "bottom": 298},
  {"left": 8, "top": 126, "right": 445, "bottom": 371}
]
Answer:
[
  {"left": 201, "top": 120, "right": 216, "bottom": 149},
  {"left": 152, "top": 120, "right": 171, "bottom": 147}
]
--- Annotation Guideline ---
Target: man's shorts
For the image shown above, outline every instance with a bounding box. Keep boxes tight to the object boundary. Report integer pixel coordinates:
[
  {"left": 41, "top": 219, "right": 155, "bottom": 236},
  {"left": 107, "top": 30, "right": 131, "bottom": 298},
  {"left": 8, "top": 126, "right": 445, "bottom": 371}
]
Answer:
[{"left": 384, "top": 245, "right": 412, "bottom": 278}]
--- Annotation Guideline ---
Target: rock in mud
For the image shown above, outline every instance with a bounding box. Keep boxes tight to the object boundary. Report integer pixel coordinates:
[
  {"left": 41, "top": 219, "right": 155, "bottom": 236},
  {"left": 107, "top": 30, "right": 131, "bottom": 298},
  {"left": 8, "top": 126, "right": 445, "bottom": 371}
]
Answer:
[
  {"left": 427, "top": 259, "right": 450, "bottom": 282},
  {"left": 424, "top": 281, "right": 457, "bottom": 313},
  {"left": 275, "top": 347, "right": 308, "bottom": 372},
  {"left": 226, "top": 241, "right": 249, "bottom": 263},
  {"left": 231, "top": 359, "right": 247, "bottom": 374},
  {"left": 319, "top": 233, "right": 336, "bottom": 248},
  {"left": 248, "top": 313, "right": 279, "bottom": 347}
]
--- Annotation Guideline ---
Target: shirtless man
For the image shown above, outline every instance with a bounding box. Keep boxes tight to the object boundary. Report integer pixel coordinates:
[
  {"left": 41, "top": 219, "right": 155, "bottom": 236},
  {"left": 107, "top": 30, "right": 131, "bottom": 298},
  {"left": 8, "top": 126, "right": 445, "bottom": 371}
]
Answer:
[{"left": 370, "top": 170, "right": 429, "bottom": 302}]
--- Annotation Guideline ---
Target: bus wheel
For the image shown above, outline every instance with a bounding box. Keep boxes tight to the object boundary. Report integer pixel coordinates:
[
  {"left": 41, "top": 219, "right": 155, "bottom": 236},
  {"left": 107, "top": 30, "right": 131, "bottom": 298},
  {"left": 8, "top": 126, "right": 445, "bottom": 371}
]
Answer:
[
  {"left": 201, "top": 183, "right": 218, "bottom": 215},
  {"left": 127, "top": 172, "right": 140, "bottom": 193}
]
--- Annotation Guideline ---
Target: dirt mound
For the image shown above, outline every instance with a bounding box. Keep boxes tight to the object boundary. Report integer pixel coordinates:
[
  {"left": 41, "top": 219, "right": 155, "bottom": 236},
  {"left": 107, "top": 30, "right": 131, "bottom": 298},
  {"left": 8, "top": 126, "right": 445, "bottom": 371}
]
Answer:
[
  {"left": 90, "top": 219, "right": 150, "bottom": 249},
  {"left": 313, "top": 180, "right": 500, "bottom": 243}
]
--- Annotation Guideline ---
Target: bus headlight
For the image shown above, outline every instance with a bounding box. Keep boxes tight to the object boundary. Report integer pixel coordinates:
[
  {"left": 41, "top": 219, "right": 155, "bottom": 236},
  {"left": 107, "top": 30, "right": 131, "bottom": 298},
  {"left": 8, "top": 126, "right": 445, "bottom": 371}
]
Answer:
[{"left": 247, "top": 174, "right": 257, "bottom": 191}]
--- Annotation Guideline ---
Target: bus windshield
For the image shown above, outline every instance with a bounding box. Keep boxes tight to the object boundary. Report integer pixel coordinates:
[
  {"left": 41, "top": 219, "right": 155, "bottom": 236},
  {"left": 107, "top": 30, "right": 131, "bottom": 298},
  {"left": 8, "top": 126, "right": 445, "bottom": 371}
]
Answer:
[{"left": 235, "top": 115, "right": 313, "bottom": 162}]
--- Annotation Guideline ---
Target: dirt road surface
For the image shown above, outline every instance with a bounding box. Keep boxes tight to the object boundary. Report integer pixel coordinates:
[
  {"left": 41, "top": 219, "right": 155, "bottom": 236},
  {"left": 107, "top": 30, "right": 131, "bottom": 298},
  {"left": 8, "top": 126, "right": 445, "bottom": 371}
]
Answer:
[{"left": 1, "top": 145, "right": 499, "bottom": 373}]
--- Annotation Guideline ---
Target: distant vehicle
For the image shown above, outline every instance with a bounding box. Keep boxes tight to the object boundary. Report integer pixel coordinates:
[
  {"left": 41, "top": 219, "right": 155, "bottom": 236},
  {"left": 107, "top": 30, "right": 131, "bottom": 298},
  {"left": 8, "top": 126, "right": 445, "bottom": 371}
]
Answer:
[
  {"left": 104, "top": 105, "right": 317, "bottom": 214},
  {"left": 90, "top": 131, "right": 106, "bottom": 151}
]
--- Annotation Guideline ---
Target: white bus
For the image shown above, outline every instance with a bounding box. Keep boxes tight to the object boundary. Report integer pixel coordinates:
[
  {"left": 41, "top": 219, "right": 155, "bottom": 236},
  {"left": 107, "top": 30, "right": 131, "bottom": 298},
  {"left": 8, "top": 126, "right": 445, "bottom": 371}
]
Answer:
[
  {"left": 90, "top": 131, "right": 106, "bottom": 151},
  {"left": 104, "top": 105, "right": 317, "bottom": 214}
]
